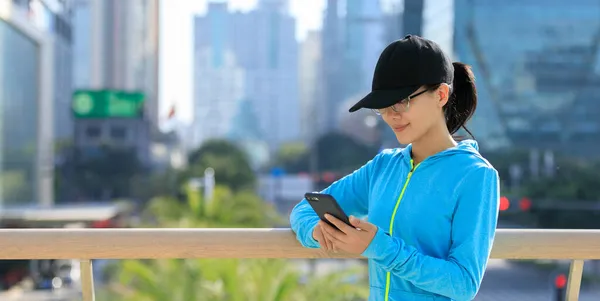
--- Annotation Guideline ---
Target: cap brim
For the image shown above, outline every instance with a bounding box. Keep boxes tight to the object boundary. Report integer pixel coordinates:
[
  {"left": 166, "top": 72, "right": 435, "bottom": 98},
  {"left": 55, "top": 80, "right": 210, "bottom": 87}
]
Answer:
[{"left": 349, "top": 86, "right": 420, "bottom": 112}]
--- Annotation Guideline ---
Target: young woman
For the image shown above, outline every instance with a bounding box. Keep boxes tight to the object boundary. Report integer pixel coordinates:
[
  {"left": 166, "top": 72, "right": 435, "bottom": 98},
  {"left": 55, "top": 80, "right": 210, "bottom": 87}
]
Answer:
[{"left": 290, "top": 35, "right": 500, "bottom": 301}]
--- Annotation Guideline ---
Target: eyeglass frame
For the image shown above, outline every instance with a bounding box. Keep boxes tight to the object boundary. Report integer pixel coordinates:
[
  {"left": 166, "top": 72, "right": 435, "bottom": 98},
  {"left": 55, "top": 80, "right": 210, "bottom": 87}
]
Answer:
[{"left": 371, "top": 89, "right": 430, "bottom": 115}]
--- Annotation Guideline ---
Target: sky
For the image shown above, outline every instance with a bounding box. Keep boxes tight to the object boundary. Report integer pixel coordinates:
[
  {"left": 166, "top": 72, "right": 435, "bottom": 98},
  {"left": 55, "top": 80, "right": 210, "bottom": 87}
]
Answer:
[{"left": 158, "top": 0, "right": 326, "bottom": 126}]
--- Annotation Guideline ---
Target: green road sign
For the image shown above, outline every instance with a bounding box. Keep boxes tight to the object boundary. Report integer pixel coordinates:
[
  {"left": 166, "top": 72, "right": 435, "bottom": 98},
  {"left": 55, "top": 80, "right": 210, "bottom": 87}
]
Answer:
[{"left": 72, "top": 90, "right": 145, "bottom": 118}]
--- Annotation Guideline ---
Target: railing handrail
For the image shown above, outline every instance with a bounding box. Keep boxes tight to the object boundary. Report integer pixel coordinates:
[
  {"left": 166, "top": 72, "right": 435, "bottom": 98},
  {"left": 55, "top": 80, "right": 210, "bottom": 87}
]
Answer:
[{"left": 0, "top": 228, "right": 599, "bottom": 260}]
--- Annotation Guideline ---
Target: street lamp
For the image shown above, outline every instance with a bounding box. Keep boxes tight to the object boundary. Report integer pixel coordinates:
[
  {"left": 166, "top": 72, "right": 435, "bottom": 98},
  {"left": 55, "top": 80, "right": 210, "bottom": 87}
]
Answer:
[{"left": 188, "top": 167, "right": 215, "bottom": 202}]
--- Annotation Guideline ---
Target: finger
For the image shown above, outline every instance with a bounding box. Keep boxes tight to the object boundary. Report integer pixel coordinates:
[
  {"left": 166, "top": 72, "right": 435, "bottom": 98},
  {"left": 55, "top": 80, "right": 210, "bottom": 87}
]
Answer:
[
  {"left": 321, "top": 224, "right": 345, "bottom": 245},
  {"left": 316, "top": 227, "right": 332, "bottom": 251},
  {"left": 322, "top": 231, "right": 334, "bottom": 251},
  {"left": 349, "top": 216, "right": 376, "bottom": 232},
  {"left": 315, "top": 229, "right": 328, "bottom": 250},
  {"left": 322, "top": 232, "right": 340, "bottom": 253},
  {"left": 320, "top": 220, "right": 346, "bottom": 241},
  {"left": 330, "top": 240, "right": 339, "bottom": 253},
  {"left": 325, "top": 214, "right": 354, "bottom": 234},
  {"left": 326, "top": 237, "right": 335, "bottom": 252}
]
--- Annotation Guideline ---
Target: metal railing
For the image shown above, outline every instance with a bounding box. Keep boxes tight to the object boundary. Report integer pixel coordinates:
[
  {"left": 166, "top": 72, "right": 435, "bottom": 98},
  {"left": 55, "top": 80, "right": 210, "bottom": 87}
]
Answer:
[{"left": 1, "top": 228, "right": 599, "bottom": 301}]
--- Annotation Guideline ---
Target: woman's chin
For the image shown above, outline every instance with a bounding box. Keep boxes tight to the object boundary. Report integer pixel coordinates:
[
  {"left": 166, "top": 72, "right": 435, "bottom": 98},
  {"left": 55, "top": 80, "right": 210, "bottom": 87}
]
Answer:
[{"left": 395, "top": 133, "right": 414, "bottom": 145}]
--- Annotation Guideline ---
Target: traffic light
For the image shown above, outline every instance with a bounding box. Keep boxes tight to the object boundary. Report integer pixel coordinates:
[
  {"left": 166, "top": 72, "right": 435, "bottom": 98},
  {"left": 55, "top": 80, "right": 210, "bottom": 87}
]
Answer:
[
  {"left": 499, "top": 196, "right": 510, "bottom": 211},
  {"left": 499, "top": 196, "right": 534, "bottom": 213}
]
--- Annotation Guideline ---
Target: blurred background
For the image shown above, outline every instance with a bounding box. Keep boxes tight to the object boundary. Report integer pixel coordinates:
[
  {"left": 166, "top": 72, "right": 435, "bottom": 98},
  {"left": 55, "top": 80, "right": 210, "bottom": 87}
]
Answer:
[{"left": 1, "top": 0, "right": 600, "bottom": 300}]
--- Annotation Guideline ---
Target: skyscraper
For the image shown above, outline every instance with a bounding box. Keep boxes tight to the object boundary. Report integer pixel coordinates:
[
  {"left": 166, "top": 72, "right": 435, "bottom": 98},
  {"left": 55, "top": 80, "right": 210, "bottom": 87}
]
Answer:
[
  {"left": 454, "top": 0, "right": 600, "bottom": 155},
  {"left": 71, "top": 0, "right": 159, "bottom": 166},
  {"left": 193, "top": 47, "right": 245, "bottom": 146},
  {"left": 194, "top": 1, "right": 301, "bottom": 151},
  {"left": 299, "top": 30, "right": 323, "bottom": 142},
  {"left": 0, "top": 0, "right": 71, "bottom": 206},
  {"left": 321, "top": 0, "right": 386, "bottom": 133},
  {"left": 321, "top": 0, "right": 343, "bottom": 132},
  {"left": 399, "top": 0, "right": 508, "bottom": 150},
  {"left": 72, "top": 0, "right": 159, "bottom": 125}
]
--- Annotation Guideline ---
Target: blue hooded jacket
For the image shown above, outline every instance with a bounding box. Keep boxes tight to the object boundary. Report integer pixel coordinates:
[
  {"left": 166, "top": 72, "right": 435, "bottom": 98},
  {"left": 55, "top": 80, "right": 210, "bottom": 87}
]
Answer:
[{"left": 290, "top": 140, "right": 500, "bottom": 301}]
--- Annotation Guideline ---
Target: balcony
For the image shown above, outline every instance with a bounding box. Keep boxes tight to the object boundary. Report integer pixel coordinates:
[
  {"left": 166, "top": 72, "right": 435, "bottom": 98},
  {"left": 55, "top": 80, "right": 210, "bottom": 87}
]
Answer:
[{"left": 0, "top": 228, "right": 599, "bottom": 301}]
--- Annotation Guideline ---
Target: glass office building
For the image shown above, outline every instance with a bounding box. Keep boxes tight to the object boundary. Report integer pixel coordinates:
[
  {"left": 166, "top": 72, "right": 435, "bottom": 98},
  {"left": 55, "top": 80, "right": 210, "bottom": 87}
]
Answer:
[
  {"left": 454, "top": 0, "right": 600, "bottom": 156},
  {"left": 0, "top": 19, "right": 40, "bottom": 205},
  {"left": 0, "top": 0, "right": 65, "bottom": 206}
]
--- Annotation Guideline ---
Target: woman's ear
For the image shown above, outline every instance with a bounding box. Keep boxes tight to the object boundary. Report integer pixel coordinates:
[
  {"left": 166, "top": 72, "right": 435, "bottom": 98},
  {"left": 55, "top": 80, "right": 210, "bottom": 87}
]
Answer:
[{"left": 437, "top": 84, "right": 451, "bottom": 108}]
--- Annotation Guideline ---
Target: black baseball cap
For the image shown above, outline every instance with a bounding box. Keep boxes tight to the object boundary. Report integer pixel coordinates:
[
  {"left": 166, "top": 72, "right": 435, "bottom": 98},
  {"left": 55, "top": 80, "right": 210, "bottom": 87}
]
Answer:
[{"left": 349, "top": 35, "right": 454, "bottom": 112}]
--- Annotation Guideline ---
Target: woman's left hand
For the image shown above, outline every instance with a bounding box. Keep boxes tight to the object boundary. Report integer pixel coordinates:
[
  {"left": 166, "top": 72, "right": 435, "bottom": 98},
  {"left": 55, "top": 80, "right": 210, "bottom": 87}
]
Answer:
[{"left": 319, "top": 214, "right": 378, "bottom": 255}]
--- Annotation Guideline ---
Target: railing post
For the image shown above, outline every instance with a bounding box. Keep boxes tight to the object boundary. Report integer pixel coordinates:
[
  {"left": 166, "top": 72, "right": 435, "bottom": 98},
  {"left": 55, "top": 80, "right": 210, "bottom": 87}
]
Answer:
[
  {"left": 566, "top": 260, "right": 585, "bottom": 301},
  {"left": 80, "top": 259, "right": 95, "bottom": 301}
]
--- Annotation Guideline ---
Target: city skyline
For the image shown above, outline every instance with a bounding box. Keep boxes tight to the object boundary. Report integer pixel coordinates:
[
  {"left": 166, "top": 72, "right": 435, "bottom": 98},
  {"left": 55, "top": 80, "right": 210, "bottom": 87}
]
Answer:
[{"left": 159, "top": 0, "right": 325, "bottom": 125}]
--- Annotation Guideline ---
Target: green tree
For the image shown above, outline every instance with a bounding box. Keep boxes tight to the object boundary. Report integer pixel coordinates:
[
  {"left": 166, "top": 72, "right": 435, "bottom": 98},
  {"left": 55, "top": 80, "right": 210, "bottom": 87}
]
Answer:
[
  {"left": 101, "top": 258, "right": 368, "bottom": 301},
  {"left": 142, "top": 185, "right": 282, "bottom": 228},
  {"left": 55, "top": 145, "right": 145, "bottom": 201},
  {"left": 183, "top": 139, "right": 256, "bottom": 191},
  {"left": 99, "top": 188, "right": 368, "bottom": 301},
  {"left": 315, "top": 132, "right": 378, "bottom": 172},
  {"left": 272, "top": 142, "right": 308, "bottom": 170},
  {"left": 130, "top": 168, "right": 180, "bottom": 202},
  {"left": 273, "top": 132, "right": 378, "bottom": 174},
  {"left": 0, "top": 170, "right": 30, "bottom": 205}
]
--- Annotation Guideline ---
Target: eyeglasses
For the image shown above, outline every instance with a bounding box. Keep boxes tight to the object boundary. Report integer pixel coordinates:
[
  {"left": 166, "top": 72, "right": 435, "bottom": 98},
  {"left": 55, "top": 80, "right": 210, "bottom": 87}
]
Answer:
[{"left": 372, "top": 89, "right": 429, "bottom": 115}]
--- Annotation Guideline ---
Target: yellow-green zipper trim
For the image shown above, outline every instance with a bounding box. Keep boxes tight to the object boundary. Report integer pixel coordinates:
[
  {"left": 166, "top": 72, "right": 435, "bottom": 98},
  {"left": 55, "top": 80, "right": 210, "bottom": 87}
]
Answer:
[{"left": 384, "top": 159, "right": 420, "bottom": 301}]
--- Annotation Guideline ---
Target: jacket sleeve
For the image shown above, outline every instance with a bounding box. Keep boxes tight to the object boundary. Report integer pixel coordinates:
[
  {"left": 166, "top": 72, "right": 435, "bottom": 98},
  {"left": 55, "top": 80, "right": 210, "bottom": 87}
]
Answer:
[
  {"left": 361, "top": 165, "right": 500, "bottom": 301},
  {"left": 290, "top": 153, "right": 382, "bottom": 248}
]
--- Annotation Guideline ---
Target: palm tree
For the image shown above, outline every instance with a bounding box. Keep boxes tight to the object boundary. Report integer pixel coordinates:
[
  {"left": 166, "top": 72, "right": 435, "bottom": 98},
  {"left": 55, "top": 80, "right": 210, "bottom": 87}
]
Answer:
[
  {"left": 99, "top": 186, "right": 369, "bottom": 301},
  {"left": 100, "top": 258, "right": 368, "bottom": 301},
  {"left": 142, "top": 185, "right": 283, "bottom": 228}
]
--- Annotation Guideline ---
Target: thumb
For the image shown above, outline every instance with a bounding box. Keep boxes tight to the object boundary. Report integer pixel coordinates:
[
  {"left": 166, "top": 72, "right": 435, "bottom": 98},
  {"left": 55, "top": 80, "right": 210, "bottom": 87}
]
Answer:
[{"left": 350, "top": 216, "right": 376, "bottom": 231}]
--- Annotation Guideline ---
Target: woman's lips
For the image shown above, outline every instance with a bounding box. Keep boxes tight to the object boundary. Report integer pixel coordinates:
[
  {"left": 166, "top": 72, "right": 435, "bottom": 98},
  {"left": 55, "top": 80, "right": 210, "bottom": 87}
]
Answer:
[{"left": 392, "top": 124, "right": 409, "bottom": 132}]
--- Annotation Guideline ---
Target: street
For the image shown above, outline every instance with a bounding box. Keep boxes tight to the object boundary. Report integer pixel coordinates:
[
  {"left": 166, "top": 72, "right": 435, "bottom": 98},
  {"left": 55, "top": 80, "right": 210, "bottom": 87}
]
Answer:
[
  {"left": 0, "top": 288, "right": 80, "bottom": 301},
  {"left": 476, "top": 259, "right": 600, "bottom": 300},
  {"left": 301, "top": 258, "right": 600, "bottom": 301}
]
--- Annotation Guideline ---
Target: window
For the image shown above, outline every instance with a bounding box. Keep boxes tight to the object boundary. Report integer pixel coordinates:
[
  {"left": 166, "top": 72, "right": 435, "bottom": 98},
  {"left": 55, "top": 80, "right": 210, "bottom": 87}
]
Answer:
[
  {"left": 85, "top": 126, "right": 101, "bottom": 138},
  {"left": 110, "top": 126, "right": 127, "bottom": 139}
]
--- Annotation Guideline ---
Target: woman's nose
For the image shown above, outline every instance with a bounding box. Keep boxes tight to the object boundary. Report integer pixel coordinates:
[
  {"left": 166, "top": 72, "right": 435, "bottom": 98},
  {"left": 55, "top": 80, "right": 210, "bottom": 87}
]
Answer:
[{"left": 387, "top": 111, "right": 402, "bottom": 120}]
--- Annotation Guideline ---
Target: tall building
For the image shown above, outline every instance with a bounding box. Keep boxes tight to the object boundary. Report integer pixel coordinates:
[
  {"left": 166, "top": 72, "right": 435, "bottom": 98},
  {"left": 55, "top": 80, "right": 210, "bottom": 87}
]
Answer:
[
  {"left": 71, "top": 0, "right": 159, "bottom": 165},
  {"left": 72, "top": 0, "right": 159, "bottom": 124},
  {"left": 194, "top": 0, "right": 301, "bottom": 151},
  {"left": 397, "top": 0, "right": 507, "bottom": 150},
  {"left": 402, "top": 0, "right": 454, "bottom": 64},
  {"left": 0, "top": 0, "right": 72, "bottom": 206},
  {"left": 320, "top": 0, "right": 344, "bottom": 132},
  {"left": 51, "top": 1, "right": 75, "bottom": 141},
  {"left": 193, "top": 2, "right": 243, "bottom": 148},
  {"left": 193, "top": 47, "right": 245, "bottom": 146},
  {"left": 321, "top": 0, "right": 386, "bottom": 133},
  {"left": 344, "top": 0, "right": 386, "bottom": 96},
  {"left": 383, "top": 0, "right": 403, "bottom": 46},
  {"left": 299, "top": 30, "right": 322, "bottom": 142},
  {"left": 454, "top": 0, "right": 600, "bottom": 155}
]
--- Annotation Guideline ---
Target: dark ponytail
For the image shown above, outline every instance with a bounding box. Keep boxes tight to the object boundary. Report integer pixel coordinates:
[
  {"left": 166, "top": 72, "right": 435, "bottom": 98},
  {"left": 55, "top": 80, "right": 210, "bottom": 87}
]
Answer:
[{"left": 445, "top": 62, "right": 477, "bottom": 138}]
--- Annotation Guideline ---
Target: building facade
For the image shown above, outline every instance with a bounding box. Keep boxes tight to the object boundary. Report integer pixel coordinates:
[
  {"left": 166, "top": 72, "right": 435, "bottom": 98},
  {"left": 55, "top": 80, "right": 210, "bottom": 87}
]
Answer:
[
  {"left": 0, "top": 0, "right": 65, "bottom": 206},
  {"left": 194, "top": 0, "right": 301, "bottom": 152},
  {"left": 454, "top": 0, "right": 600, "bottom": 155},
  {"left": 71, "top": 0, "right": 159, "bottom": 166}
]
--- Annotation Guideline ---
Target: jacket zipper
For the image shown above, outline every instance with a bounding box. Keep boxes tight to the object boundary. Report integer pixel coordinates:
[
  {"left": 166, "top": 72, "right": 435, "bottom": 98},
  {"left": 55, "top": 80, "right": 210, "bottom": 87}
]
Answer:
[{"left": 384, "top": 159, "right": 421, "bottom": 301}]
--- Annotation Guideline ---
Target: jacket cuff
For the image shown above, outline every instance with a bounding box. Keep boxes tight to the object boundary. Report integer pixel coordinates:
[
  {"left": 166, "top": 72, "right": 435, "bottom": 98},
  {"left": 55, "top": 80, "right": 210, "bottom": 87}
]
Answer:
[
  {"left": 361, "top": 226, "right": 394, "bottom": 261},
  {"left": 303, "top": 218, "right": 321, "bottom": 248}
]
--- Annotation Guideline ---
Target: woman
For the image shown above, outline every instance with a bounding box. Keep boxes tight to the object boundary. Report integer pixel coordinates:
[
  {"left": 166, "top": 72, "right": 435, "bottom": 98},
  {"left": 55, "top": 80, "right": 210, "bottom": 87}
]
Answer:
[{"left": 290, "top": 35, "right": 500, "bottom": 301}]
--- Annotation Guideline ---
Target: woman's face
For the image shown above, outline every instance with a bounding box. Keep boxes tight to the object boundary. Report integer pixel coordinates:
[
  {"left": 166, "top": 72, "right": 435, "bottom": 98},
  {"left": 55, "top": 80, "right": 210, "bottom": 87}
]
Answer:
[{"left": 380, "top": 84, "right": 450, "bottom": 145}]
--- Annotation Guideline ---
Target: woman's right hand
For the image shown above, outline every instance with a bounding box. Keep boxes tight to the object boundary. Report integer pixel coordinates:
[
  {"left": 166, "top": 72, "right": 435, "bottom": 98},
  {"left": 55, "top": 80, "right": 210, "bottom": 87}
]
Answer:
[{"left": 313, "top": 223, "right": 334, "bottom": 252}]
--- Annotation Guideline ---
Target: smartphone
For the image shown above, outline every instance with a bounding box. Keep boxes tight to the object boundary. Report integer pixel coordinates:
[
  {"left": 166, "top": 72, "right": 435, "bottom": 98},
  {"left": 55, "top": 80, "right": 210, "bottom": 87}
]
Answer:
[{"left": 304, "top": 192, "right": 352, "bottom": 230}]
